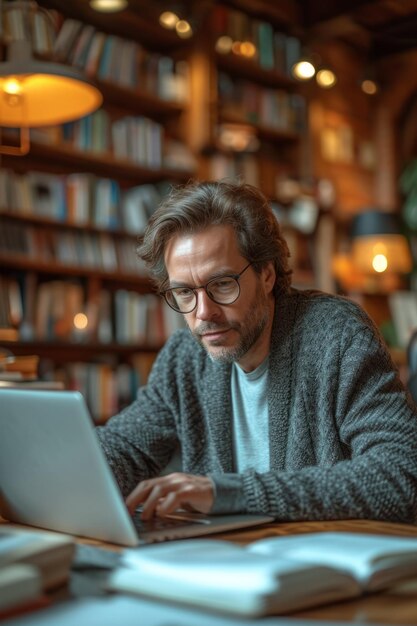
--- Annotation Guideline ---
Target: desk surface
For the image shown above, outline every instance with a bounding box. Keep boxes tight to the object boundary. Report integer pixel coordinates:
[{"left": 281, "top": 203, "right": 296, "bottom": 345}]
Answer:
[{"left": 4, "top": 517, "right": 417, "bottom": 624}]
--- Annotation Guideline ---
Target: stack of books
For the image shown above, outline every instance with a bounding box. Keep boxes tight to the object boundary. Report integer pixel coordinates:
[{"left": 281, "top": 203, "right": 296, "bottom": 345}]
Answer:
[
  {"left": 0, "top": 353, "right": 64, "bottom": 390},
  {"left": 0, "top": 526, "right": 75, "bottom": 619}
]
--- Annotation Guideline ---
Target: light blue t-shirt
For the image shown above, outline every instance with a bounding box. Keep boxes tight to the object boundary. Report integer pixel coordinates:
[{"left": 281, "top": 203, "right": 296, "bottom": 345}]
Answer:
[{"left": 231, "top": 357, "right": 270, "bottom": 473}]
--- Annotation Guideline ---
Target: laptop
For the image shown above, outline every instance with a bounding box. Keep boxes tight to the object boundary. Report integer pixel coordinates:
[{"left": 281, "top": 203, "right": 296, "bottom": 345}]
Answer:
[{"left": 0, "top": 389, "right": 273, "bottom": 546}]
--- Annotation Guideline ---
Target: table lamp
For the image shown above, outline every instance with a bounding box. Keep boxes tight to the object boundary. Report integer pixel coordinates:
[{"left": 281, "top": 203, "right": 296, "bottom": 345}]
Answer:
[{"left": 351, "top": 209, "right": 412, "bottom": 275}]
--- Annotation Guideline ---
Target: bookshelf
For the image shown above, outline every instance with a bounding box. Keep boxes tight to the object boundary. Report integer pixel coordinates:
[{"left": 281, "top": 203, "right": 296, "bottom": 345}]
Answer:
[
  {"left": 192, "top": 2, "right": 321, "bottom": 293},
  {"left": 199, "top": 3, "right": 307, "bottom": 194},
  {"left": 0, "top": 1, "right": 192, "bottom": 421},
  {"left": 0, "top": 0, "right": 341, "bottom": 416}
]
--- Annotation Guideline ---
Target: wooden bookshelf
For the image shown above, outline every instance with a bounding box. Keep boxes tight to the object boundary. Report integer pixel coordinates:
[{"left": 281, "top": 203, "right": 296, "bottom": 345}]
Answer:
[
  {"left": 0, "top": 210, "right": 142, "bottom": 238},
  {"left": 0, "top": 1, "right": 196, "bottom": 421},
  {"left": 0, "top": 137, "right": 194, "bottom": 183},
  {"left": 216, "top": 52, "right": 296, "bottom": 89},
  {"left": 0, "top": 256, "right": 151, "bottom": 287},
  {"left": 218, "top": 111, "right": 301, "bottom": 144},
  {"left": 0, "top": 340, "right": 162, "bottom": 361},
  {"left": 39, "top": 0, "right": 190, "bottom": 51},
  {"left": 95, "top": 80, "right": 185, "bottom": 120}
]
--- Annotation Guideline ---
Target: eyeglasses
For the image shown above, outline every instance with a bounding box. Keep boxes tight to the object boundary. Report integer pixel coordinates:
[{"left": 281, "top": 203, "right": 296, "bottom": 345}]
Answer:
[{"left": 161, "top": 262, "right": 253, "bottom": 313}]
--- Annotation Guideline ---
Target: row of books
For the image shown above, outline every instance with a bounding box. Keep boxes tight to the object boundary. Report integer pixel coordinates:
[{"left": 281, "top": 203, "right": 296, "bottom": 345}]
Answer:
[
  {"left": 39, "top": 356, "right": 155, "bottom": 422},
  {"left": 54, "top": 18, "right": 189, "bottom": 101},
  {"left": 2, "top": 2, "right": 57, "bottom": 55},
  {"left": 0, "top": 218, "right": 143, "bottom": 275},
  {"left": 218, "top": 73, "right": 306, "bottom": 132},
  {"left": 0, "top": 277, "right": 19, "bottom": 331},
  {"left": 60, "top": 111, "right": 165, "bottom": 168},
  {"left": 212, "top": 5, "right": 302, "bottom": 75},
  {"left": 0, "top": 277, "right": 184, "bottom": 346},
  {"left": 0, "top": 350, "right": 39, "bottom": 383},
  {"left": 113, "top": 289, "right": 185, "bottom": 345},
  {"left": 65, "top": 361, "right": 140, "bottom": 423},
  {"left": 28, "top": 121, "right": 197, "bottom": 176},
  {"left": 0, "top": 169, "right": 166, "bottom": 233},
  {"left": 208, "top": 153, "right": 260, "bottom": 188}
]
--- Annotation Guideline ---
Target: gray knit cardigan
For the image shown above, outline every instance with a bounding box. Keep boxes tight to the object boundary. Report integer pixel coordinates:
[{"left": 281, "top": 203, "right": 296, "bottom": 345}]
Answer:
[{"left": 97, "top": 289, "right": 417, "bottom": 523}]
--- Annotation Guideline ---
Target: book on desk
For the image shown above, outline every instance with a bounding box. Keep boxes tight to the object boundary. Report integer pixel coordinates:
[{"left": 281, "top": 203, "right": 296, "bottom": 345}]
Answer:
[
  {"left": 108, "top": 531, "right": 417, "bottom": 617},
  {"left": 0, "top": 353, "right": 64, "bottom": 390},
  {"left": 0, "top": 525, "right": 75, "bottom": 617}
]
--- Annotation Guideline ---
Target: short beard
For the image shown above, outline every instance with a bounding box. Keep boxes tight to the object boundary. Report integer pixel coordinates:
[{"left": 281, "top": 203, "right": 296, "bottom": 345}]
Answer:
[{"left": 191, "top": 283, "right": 270, "bottom": 365}]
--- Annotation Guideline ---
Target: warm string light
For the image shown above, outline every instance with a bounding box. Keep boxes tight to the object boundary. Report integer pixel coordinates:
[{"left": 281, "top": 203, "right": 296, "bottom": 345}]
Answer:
[
  {"left": 176, "top": 19, "right": 192, "bottom": 39},
  {"left": 215, "top": 35, "right": 339, "bottom": 87},
  {"left": 316, "top": 68, "right": 337, "bottom": 88},
  {"left": 159, "top": 11, "right": 193, "bottom": 38},
  {"left": 292, "top": 59, "right": 316, "bottom": 81},
  {"left": 292, "top": 56, "right": 337, "bottom": 89},
  {"left": 215, "top": 35, "right": 233, "bottom": 54},
  {"left": 361, "top": 79, "right": 378, "bottom": 95},
  {"left": 73, "top": 313, "right": 88, "bottom": 331},
  {"left": 90, "top": 0, "right": 128, "bottom": 12},
  {"left": 215, "top": 36, "right": 257, "bottom": 59},
  {"left": 159, "top": 11, "right": 179, "bottom": 29}
]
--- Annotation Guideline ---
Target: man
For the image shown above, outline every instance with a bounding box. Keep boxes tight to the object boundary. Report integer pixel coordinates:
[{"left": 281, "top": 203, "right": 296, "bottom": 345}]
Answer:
[{"left": 97, "top": 180, "right": 417, "bottom": 523}]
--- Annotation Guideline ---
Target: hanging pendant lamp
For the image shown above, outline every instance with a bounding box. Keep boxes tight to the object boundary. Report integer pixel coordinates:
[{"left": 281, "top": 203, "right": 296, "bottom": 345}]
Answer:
[{"left": 0, "top": 1, "right": 103, "bottom": 154}]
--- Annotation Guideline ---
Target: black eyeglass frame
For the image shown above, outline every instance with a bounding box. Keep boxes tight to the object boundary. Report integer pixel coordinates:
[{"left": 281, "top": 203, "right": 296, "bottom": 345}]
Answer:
[{"left": 161, "top": 261, "right": 254, "bottom": 313}]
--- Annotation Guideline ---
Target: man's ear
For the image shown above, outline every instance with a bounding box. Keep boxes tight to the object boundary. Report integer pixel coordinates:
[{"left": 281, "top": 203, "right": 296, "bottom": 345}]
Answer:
[{"left": 262, "top": 261, "right": 276, "bottom": 294}]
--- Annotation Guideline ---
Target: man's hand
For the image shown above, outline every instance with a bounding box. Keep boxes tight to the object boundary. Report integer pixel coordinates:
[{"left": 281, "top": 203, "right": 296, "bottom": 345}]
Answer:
[{"left": 125, "top": 472, "right": 214, "bottom": 520}]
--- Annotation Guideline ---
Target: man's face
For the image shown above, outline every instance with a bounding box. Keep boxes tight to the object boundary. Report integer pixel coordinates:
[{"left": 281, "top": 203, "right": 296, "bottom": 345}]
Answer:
[{"left": 164, "top": 225, "right": 275, "bottom": 371}]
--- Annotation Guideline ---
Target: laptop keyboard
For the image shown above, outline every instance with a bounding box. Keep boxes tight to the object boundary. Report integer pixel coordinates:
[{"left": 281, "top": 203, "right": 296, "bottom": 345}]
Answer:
[
  {"left": 132, "top": 512, "right": 191, "bottom": 532},
  {"left": 132, "top": 507, "right": 210, "bottom": 533}
]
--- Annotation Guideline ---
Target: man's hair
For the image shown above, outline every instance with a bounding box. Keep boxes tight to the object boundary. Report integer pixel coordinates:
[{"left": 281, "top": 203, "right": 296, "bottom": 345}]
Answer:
[{"left": 137, "top": 180, "right": 292, "bottom": 295}]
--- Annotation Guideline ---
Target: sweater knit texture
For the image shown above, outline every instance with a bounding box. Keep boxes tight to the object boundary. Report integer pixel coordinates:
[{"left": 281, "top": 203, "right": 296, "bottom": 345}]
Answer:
[{"left": 97, "top": 289, "right": 417, "bottom": 523}]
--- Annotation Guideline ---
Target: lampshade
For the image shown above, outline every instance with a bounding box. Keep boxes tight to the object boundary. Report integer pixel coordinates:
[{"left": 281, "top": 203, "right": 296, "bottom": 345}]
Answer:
[
  {"left": 351, "top": 210, "right": 412, "bottom": 274},
  {"left": 0, "top": 41, "right": 103, "bottom": 128}
]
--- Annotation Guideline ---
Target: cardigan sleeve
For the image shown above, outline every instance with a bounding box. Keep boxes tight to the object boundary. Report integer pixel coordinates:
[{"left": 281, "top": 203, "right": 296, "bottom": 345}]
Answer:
[
  {"left": 96, "top": 336, "right": 181, "bottom": 497},
  {"left": 210, "top": 325, "right": 417, "bottom": 523}
]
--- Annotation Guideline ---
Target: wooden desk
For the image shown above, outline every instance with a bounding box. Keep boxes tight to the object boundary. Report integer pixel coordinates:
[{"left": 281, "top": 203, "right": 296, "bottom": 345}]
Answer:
[{"left": 4, "top": 518, "right": 417, "bottom": 624}]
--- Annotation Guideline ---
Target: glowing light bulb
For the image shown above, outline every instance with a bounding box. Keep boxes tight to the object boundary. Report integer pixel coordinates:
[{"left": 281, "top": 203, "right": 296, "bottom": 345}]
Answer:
[
  {"left": 89, "top": 0, "right": 128, "bottom": 12},
  {"left": 73, "top": 313, "right": 88, "bottom": 330},
  {"left": 175, "top": 20, "right": 192, "bottom": 38},
  {"left": 215, "top": 35, "right": 233, "bottom": 54},
  {"left": 292, "top": 60, "right": 316, "bottom": 81},
  {"left": 362, "top": 79, "right": 378, "bottom": 95},
  {"left": 2, "top": 78, "right": 24, "bottom": 108},
  {"left": 159, "top": 11, "right": 179, "bottom": 29},
  {"left": 372, "top": 254, "right": 388, "bottom": 273},
  {"left": 4, "top": 78, "right": 22, "bottom": 95},
  {"left": 240, "top": 41, "right": 256, "bottom": 58},
  {"left": 316, "top": 69, "right": 337, "bottom": 88}
]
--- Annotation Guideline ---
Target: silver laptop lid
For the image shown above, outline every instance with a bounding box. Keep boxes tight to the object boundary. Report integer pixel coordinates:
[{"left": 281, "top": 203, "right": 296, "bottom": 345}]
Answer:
[{"left": 0, "top": 389, "right": 139, "bottom": 546}]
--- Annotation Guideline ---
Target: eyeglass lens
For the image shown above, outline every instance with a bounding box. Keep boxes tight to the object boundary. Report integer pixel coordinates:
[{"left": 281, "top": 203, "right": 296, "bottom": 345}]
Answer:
[{"left": 166, "top": 275, "right": 240, "bottom": 312}]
